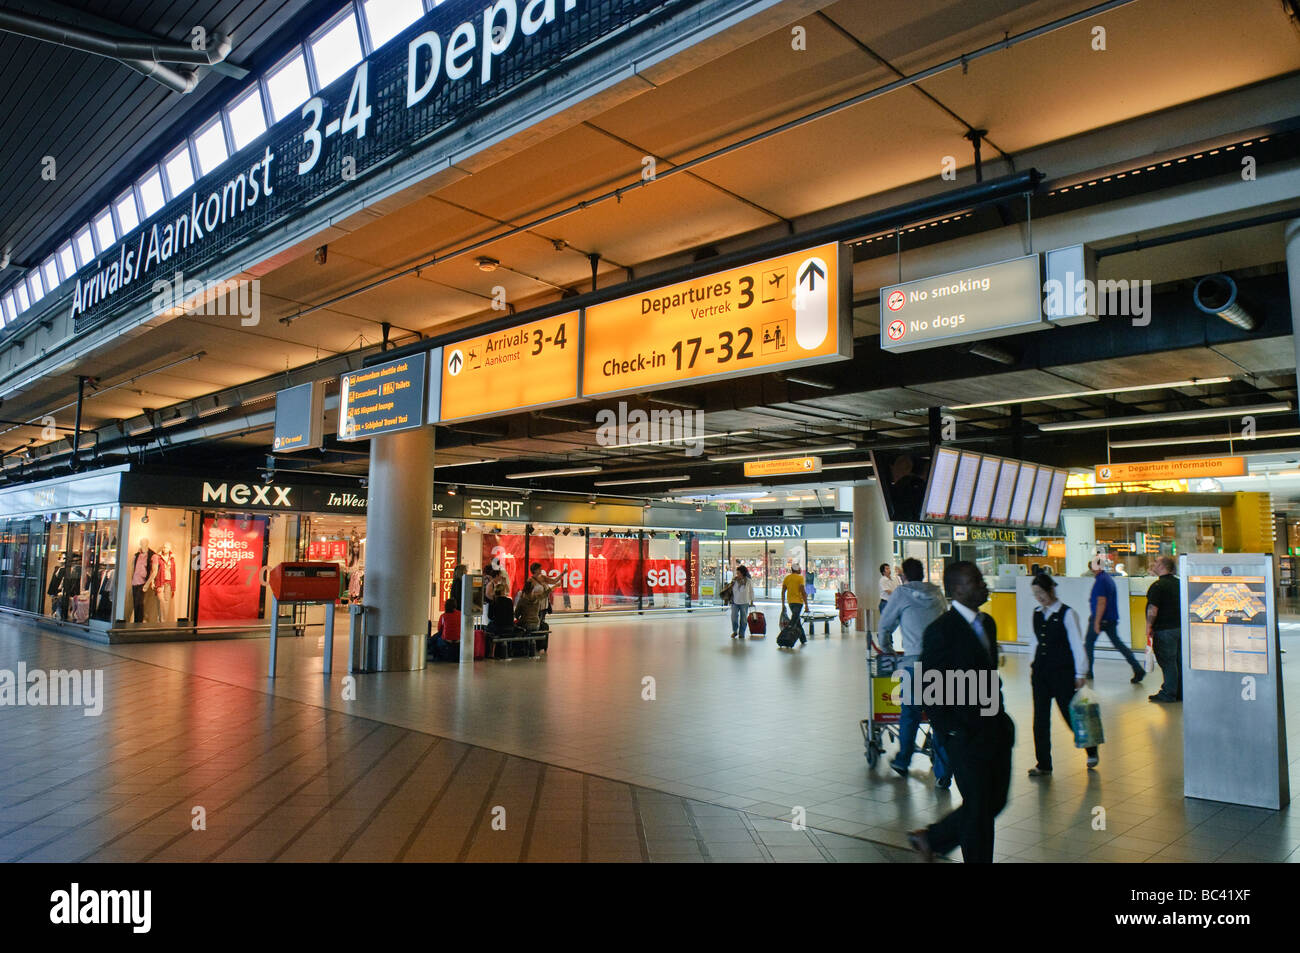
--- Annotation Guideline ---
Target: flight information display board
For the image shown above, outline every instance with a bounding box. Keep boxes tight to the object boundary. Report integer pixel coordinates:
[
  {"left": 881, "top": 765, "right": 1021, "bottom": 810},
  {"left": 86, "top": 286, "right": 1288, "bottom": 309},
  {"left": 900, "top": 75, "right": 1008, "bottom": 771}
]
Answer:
[
  {"left": 581, "top": 242, "right": 851, "bottom": 398},
  {"left": 946, "top": 451, "right": 982, "bottom": 520},
  {"left": 1042, "top": 468, "right": 1068, "bottom": 528},
  {"left": 924, "top": 447, "right": 960, "bottom": 519},
  {"left": 989, "top": 460, "right": 1021, "bottom": 523},
  {"left": 1025, "top": 466, "right": 1053, "bottom": 527},
  {"left": 1008, "top": 464, "right": 1037, "bottom": 525},
  {"left": 969, "top": 455, "right": 1002, "bottom": 523}
]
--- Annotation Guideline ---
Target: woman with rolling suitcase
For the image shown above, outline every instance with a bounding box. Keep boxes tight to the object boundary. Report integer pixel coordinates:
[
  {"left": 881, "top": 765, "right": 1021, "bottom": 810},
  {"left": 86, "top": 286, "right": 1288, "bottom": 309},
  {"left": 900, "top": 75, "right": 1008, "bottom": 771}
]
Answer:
[{"left": 729, "top": 565, "right": 755, "bottom": 639}]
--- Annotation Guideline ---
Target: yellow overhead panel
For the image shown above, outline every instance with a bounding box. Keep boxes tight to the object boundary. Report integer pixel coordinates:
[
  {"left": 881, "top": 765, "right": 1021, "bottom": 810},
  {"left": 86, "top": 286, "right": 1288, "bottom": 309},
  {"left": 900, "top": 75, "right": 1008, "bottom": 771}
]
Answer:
[{"left": 581, "top": 242, "right": 850, "bottom": 398}]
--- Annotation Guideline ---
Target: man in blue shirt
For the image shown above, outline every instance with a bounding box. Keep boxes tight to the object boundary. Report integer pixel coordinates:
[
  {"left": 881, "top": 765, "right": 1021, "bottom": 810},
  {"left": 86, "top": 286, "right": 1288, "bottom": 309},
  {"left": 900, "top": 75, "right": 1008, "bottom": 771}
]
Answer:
[{"left": 1085, "top": 557, "right": 1144, "bottom": 683}]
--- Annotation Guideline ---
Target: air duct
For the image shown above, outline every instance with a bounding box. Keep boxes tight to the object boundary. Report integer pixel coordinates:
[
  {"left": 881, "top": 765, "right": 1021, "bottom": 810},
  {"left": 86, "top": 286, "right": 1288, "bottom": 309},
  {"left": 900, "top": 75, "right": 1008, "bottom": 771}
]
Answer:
[{"left": 1193, "top": 273, "right": 1257, "bottom": 330}]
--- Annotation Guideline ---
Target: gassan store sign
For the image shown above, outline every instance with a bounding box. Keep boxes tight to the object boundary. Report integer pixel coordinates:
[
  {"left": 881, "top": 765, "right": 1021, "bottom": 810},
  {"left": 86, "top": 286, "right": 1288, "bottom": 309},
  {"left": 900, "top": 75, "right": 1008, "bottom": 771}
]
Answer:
[{"left": 69, "top": 0, "right": 666, "bottom": 334}]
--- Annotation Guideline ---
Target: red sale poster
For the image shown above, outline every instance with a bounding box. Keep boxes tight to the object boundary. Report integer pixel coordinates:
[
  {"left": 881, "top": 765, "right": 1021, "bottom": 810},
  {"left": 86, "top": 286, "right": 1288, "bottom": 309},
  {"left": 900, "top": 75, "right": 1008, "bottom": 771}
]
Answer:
[
  {"left": 307, "top": 539, "right": 347, "bottom": 562},
  {"left": 197, "top": 516, "right": 267, "bottom": 623},
  {"left": 482, "top": 533, "right": 527, "bottom": 596}
]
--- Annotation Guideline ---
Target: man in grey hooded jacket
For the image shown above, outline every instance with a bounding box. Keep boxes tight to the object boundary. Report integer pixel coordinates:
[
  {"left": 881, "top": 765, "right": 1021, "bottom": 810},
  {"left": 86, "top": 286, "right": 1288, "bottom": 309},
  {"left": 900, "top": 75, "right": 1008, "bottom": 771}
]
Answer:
[{"left": 881, "top": 558, "right": 952, "bottom": 786}]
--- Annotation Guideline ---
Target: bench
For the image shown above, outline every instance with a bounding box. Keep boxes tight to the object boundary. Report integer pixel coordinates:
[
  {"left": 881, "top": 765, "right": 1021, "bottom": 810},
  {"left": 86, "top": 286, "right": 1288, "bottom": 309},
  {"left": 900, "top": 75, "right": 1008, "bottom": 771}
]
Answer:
[{"left": 488, "top": 628, "right": 549, "bottom": 659}]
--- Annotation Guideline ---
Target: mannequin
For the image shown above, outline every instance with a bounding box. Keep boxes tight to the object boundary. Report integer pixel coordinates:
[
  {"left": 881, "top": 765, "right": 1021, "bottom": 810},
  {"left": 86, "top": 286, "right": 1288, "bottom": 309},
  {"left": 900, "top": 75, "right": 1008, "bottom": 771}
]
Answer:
[
  {"left": 130, "top": 537, "right": 156, "bottom": 623},
  {"left": 153, "top": 542, "right": 177, "bottom": 623},
  {"left": 47, "top": 553, "right": 68, "bottom": 619}
]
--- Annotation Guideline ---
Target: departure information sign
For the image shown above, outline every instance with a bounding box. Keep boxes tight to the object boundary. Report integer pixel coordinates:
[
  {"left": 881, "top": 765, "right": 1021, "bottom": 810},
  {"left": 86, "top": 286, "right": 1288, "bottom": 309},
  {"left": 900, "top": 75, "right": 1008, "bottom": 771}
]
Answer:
[
  {"left": 581, "top": 242, "right": 850, "bottom": 398},
  {"left": 439, "top": 312, "right": 579, "bottom": 423},
  {"left": 338, "top": 353, "right": 428, "bottom": 441}
]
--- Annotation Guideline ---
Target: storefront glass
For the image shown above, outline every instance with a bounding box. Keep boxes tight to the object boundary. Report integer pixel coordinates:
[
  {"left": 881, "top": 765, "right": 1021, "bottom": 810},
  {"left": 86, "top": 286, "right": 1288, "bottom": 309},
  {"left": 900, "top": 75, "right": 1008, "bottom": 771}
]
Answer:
[
  {"left": 0, "top": 515, "right": 47, "bottom": 614},
  {"left": 46, "top": 507, "right": 120, "bottom": 625},
  {"left": 806, "top": 540, "right": 848, "bottom": 605},
  {"left": 729, "top": 541, "right": 767, "bottom": 598},
  {"left": 698, "top": 535, "right": 724, "bottom": 601},
  {"left": 588, "top": 532, "right": 642, "bottom": 611}
]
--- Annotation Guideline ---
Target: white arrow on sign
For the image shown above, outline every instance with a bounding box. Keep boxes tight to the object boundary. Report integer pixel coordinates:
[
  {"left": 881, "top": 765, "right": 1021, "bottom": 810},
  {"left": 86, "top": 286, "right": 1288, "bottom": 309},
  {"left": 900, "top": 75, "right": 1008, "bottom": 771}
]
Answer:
[{"left": 793, "top": 256, "right": 829, "bottom": 350}]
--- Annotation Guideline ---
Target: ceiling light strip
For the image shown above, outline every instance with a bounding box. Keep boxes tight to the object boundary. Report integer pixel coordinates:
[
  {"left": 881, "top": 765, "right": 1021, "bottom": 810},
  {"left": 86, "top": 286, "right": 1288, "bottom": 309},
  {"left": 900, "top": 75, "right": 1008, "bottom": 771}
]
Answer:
[
  {"left": 1108, "top": 427, "right": 1300, "bottom": 449},
  {"left": 592, "top": 475, "right": 691, "bottom": 487},
  {"left": 951, "top": 377, "right": 1233, "bottom": 410},
  {"left": 1039, "top": 402, "right": 1290, "bottom": 433},
  {"left": 506, "top": 466, "right": 603, "bottom": 479},
  {"left": 709, "top": 443, "right": 858, "bottom": 463}
]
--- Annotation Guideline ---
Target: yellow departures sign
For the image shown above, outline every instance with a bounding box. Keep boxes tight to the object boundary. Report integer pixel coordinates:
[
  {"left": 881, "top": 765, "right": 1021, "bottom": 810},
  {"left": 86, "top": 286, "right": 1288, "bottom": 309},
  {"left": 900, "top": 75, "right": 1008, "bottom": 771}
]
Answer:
[
  {"left": 1095, "top": 457, "right": 1246, "bottom": 483},
  {"left": 440, "top": 312, "right": 579, "bottom": 423},
  {"left": 581, "top": 242, "right": 850, "bottom": 398}
]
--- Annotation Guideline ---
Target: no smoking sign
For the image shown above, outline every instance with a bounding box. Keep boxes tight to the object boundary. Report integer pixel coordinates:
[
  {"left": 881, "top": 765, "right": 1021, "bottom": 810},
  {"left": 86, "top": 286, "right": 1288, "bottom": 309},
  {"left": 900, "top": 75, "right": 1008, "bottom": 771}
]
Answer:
[{"left": 887, "top": 290, "right": 905, "bottom": 311}]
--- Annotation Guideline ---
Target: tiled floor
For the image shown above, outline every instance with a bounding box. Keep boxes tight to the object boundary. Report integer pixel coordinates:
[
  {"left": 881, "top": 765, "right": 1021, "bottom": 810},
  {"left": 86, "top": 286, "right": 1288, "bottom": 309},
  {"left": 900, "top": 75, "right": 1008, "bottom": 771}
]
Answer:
[
  {"left": 0, "top": 614, "right": 912, "bottom": 863},
  {"left": 4, "top": 611, "right": 1298, "bottom": 862}
]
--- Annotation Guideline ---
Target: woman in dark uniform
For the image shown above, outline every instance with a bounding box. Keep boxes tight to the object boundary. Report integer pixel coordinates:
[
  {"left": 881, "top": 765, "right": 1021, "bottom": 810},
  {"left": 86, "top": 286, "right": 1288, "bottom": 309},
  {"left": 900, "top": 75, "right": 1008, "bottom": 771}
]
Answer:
[{"left": 1027, "top": 573, "right": 1098, "bottom": 776}]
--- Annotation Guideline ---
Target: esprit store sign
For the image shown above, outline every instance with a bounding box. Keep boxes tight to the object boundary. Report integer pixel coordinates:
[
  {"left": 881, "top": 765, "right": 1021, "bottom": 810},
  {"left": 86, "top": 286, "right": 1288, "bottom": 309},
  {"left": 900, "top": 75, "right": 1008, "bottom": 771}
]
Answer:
[
  {"left": 201, "top": 482, "right": 292, "bottom": 507},
  {"left": 468, "top": 498, "right": 524, "bottom": 520},
  {"left": 68, "top": 0, "right": 660, "bottom": 334}
]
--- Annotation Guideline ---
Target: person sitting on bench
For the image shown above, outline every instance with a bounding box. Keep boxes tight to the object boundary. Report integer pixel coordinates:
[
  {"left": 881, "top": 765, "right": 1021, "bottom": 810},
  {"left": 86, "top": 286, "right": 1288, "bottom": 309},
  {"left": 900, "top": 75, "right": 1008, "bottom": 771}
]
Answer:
[
  {"left": 429, "top": 597, "right": 462, "bottom": 662},
  {"left": 487, "top": 593, "right": 516, "bottom": 636}
]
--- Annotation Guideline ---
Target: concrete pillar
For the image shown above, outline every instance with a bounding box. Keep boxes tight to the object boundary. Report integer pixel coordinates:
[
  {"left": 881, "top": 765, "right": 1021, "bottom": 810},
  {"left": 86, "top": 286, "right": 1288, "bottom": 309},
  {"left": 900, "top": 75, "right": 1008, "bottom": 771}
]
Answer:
[
  {"left": 365, "top": 425, "right": 435, "bottom": 670},
  {"left": 1062, "top": 512, "right": 1096, "bottom": 577},
  {"left": 1288, "top": 219, "right": 1300, "bottom": 400},
  {"left": 852, "top": 481, "right": 893, "bottom": 632}
]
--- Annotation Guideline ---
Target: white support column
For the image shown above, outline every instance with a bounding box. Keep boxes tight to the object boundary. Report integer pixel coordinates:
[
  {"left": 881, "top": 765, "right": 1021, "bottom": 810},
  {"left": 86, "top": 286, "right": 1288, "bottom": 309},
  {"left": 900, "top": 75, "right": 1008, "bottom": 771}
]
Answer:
[
  {"left": 364, "top": 425, "right": 436, "bottom": 671},
  {"left": 1063, "top": 512, "right": 1097, "bottom": 576},
  {"left": 852, "top": 481, "right": 893, "bottom": 632}
]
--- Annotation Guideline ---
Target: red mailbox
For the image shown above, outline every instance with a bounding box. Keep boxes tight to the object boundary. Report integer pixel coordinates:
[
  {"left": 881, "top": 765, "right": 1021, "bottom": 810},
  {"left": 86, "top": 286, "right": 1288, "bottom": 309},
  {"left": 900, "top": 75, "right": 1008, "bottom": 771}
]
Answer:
[{"left": 268, "top": 562, "right": 341, "bottom": 602}]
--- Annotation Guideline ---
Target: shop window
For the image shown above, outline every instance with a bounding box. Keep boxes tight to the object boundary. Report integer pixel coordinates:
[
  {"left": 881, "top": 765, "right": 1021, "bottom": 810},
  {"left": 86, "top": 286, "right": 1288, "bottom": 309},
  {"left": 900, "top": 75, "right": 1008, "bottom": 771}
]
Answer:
[
  {"left": 528, "top": 526, "right": 586, "bottom": 615},
  {"left": 44, "top": 509, "right": 119, "bottom": 625},
  {"left": 0, "top": 516, "right": 49, "bottom": 614},
  {"left": 362, "top": 0, "right": 424, "bottom": 49},
  {"left": 162, "top": 145, "right": 196, "bottom": 198},
  {"left": 645, "top": 532, "right": 687, "bottom": 609},
  {"left": 226, "top": 86, "right": 268, "bottom": 152},
  {"left": 122, "top": 507, "right": 194, "bottom": 625},
  {"left": 193, "top": 118, "right": 229, "bottom": 177},
  {"left": 588, "top": 533, "right": 643, "bottom": 611},
  {"left": 309, "top": 11, "right": 363, "bottom": 89},
  {"left": 266, "top": 51, "right": 311, "bottom": 122}
]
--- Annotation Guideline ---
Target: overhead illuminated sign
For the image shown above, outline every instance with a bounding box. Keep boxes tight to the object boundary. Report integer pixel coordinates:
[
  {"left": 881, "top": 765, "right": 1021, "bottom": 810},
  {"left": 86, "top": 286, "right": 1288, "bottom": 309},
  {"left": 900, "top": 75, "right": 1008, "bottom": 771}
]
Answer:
[
  {"left": 1095, "top": 457, "right": 1246, "bottom": 483},
  {"left": 879, "top": 254, "right": 1044, "bottom": 352},
  {"left": 272, "top": 380, "right": 325, "bottom": 452},
  {"left": 338, "top": 353, "right": 428, "bottom": 441},
  {"left": 581, "top": 242, "right": 851, "bottom": 398},
  {"left": 439, "top": 312, "right": 579, "bottom": 422},
  {"left": 742, "top": 456, "right": 822, "bottom": 477},
  {"left": 62, "top": 0, "right": 668, "bottom": 336}
]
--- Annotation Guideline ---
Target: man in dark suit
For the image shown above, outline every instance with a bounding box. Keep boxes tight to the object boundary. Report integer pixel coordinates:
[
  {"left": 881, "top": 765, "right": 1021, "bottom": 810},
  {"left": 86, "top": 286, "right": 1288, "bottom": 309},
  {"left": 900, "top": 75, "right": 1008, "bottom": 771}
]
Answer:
[{"left": 908, "top": 561, "right": 1015, "bottom": 863}]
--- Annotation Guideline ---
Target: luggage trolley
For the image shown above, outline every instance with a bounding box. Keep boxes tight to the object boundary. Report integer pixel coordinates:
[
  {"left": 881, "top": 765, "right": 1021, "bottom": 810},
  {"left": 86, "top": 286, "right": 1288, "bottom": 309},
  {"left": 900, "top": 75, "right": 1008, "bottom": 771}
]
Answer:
[
  {"left": 835, "top": 590, "right": 859, "bottom": 635},
  {"left": 859, "top": 641, "right": 938, "bottom": 768}
]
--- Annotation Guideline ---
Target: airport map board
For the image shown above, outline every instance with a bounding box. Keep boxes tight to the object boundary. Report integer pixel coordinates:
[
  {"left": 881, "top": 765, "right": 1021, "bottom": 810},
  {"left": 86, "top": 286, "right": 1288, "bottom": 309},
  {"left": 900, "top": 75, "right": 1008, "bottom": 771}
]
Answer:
[
  {"left": 581, "top": 243, "right": 851, "bottom": 399},
  {"left": 1180, "top": 554, "right": 1288, "bottom": 810}
]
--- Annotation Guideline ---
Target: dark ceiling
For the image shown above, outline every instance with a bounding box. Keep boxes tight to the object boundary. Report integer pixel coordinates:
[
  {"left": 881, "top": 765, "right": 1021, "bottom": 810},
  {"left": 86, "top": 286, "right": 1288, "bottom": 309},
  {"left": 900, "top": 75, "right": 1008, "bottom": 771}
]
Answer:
[{"left": 0, "top": 0, "right": 337, "bottom": 293}]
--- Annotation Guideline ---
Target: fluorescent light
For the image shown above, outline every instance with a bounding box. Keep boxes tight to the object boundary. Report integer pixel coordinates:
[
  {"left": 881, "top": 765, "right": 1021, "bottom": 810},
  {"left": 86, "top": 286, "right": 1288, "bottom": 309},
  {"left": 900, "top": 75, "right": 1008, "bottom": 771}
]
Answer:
[
  {"left": 750, "top": 497, "right": 776, "bottom": 503},
  {"left": 593, "top": 475, "right": 690, "bottom": 487},
  {"left": 506, "top": 466, "right": 602, "bottom": 479},
  {"left": 710, "top": 443, "right": 857, "bottom": 462},
  {"left": 614, "top": 429, "right": 751, "bottom": 450},
  {"left": 1109, "top": 428, "right": 1300, "bottom": 449},
  {"left": 435, "top": 458, "right": 498, "bottom": 468},
  {"left": 784, "top": 375, "right": 836, "bottom": 390},
  {"left": 822, "top": 460, "right": 874, "bottom": 470},
  {"left": 952, "top": 377, "right": 1234, "bottom": 410},
  {"left": 1039, "top": 403, "right": 1290, "bottom": 432}
]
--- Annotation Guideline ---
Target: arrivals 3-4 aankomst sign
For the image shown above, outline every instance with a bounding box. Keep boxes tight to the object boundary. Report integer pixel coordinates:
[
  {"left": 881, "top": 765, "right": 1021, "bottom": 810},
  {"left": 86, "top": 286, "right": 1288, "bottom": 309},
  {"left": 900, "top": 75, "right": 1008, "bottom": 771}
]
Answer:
[{"left": 66, "top": 0, "right": 663, "bottom": 334}]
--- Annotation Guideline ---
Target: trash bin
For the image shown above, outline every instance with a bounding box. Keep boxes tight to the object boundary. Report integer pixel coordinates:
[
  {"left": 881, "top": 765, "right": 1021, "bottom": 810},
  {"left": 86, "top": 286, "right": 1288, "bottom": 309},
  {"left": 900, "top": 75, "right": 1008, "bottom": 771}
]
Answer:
[{"left": 349, "top": 604, "right": 368, "bottom": 673}]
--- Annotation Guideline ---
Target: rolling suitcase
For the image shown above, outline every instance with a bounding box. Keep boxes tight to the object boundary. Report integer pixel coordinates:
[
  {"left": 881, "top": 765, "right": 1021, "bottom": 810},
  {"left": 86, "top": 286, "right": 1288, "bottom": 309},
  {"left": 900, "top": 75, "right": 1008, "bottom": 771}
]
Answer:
[
  {"left": 776, "top": 619, "right": 802, "bottom": 647},
  {"left": 747, "top": 610, "right": 766, "bottom": 637}
]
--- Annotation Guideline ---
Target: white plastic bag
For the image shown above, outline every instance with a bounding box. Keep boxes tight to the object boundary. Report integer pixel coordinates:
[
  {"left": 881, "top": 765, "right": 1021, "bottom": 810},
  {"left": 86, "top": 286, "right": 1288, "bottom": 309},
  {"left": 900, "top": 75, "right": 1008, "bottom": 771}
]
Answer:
[{"left": 1144, "top": 636, "right": 1156, "bottom": 673}]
